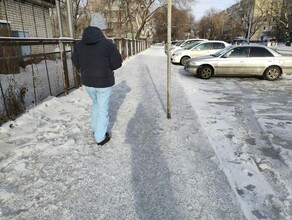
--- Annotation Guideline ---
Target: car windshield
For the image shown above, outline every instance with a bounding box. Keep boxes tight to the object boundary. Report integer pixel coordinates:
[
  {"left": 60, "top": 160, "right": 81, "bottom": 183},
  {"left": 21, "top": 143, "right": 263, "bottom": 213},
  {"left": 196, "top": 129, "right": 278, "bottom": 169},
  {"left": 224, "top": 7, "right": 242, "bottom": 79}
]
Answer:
[
  {"left": 211, "top": 45, "right": 234, "bottom": 57},
  {"left": 175, "top": 41, "right": 184, "bottom": 46},
  {"left": 184, "top": 41, "right": 203, "bottom": 50}
]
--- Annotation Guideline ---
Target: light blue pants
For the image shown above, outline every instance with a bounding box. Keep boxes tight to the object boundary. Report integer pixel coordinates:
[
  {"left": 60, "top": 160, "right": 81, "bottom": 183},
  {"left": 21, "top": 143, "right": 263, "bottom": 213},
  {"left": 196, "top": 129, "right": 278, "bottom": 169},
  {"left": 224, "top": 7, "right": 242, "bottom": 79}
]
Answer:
[{"left": 84, "top": 86, "right": 112, "bottom": 143}]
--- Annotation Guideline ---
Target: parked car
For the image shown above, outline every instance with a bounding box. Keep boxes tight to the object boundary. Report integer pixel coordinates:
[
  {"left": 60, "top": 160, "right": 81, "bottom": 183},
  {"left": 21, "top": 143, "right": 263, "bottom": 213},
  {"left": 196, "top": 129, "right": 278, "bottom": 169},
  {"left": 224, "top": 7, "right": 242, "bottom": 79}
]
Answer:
[
  {"left": 184, "top": 45, "right": 292, "bottom": 80},
  {"left": 165, "top": 40, "right": 184, "bottom": 53},
  {"left": 171, "top": 40, "right": 230, "bottom": 65},
  {"left": 232, "top": 37, "right": 248, "bottom": 45},
  {"left": 170, "top": 38, "right": 208, "bottom": 54}
]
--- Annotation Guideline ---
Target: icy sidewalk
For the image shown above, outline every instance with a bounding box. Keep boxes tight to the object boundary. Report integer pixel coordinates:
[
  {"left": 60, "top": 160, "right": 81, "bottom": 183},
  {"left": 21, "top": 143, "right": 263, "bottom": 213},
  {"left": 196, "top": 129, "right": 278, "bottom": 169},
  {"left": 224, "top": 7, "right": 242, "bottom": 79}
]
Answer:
[{"left": 0, "top": 46, "right": 245, "bottom": 219}]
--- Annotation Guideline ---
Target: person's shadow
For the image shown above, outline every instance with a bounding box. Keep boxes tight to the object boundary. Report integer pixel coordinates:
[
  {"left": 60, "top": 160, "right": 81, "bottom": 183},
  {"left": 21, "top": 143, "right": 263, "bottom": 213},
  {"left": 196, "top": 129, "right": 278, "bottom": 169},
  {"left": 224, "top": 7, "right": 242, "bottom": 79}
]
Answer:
[{"left": 108, "top": 80, "right": 131, "bottom": 131}]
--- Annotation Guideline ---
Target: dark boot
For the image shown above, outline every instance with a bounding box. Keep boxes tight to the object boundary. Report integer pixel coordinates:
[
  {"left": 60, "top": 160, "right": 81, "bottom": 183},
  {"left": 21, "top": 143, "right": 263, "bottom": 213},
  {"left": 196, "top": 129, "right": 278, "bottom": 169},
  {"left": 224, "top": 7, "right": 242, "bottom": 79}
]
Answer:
[{"left": 97, "top": 132, "right": 111, "bottom": 146}]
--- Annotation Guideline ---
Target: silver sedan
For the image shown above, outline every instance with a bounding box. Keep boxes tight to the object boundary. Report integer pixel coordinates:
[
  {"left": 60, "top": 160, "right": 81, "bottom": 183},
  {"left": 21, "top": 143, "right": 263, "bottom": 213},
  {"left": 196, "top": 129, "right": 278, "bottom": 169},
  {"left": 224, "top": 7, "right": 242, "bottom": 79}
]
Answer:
[{"left": 184, "top": 45, "right": 292, "bottom": 80}]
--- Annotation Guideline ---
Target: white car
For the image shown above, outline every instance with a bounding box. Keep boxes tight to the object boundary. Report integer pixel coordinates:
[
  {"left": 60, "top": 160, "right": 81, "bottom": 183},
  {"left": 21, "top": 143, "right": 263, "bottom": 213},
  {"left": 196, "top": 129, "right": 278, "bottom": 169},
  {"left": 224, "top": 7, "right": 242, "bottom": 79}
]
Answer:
[
  {"left": 184, "top": 45, "right": 292, "bottom": 80},
  {"left": 164, "top": 40, "right": 184, "bottom": 53},
  {"left": 171, "top": 40, "right": 230, "bottom": 65},
  {"left": 171, "top": 38, "right": 208, "bottom": 54}
]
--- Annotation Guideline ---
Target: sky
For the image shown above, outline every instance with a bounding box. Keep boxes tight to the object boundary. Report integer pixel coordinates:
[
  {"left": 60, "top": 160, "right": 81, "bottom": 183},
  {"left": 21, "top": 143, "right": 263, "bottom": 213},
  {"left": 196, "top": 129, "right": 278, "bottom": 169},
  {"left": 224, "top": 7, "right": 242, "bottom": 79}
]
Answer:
[
  {"left": 192, "top": 0, "right": 236, "bottom": 20},
  {"left": 0, "top": 44, "right": 291, "bottom": 219}
]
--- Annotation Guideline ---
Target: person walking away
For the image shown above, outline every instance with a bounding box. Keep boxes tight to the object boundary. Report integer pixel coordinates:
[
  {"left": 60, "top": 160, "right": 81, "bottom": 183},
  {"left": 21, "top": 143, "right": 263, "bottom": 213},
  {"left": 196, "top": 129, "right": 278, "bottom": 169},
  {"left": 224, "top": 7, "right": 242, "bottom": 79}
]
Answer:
[{"left": 71, "top": 13, "right": 122, "bottom": 145}]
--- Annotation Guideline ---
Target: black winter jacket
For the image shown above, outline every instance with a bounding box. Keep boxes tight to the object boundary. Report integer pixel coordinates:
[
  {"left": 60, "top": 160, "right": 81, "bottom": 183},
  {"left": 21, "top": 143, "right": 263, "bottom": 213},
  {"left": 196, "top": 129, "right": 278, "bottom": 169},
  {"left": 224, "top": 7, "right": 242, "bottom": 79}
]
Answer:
[{"left": 71, "top": 26, "right": 122, "bottom": 88}]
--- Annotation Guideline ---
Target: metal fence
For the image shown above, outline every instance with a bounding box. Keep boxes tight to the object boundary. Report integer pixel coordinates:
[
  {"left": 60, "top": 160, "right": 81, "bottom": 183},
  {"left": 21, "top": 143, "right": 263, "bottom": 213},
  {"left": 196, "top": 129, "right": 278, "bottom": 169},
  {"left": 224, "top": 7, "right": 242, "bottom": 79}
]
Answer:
[{"left": 0, "top": 37, "right": 148, "bottom": 125}]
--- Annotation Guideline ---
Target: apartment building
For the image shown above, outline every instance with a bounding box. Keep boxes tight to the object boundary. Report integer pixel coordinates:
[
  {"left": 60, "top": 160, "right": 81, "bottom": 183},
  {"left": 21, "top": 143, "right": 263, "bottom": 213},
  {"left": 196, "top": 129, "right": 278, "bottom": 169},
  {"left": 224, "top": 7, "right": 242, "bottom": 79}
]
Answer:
[
  {"left": 0, "top": 0, "right": 55, "bottom": 38},
  {"left": 0, "top": 0, "right": 56, "bottom": 74},
  {"left": 88, "top": 0, "right": 152, "bottom": 40},
  {"left": 223, "top": 0, "right": 291, "bottom": 42}
]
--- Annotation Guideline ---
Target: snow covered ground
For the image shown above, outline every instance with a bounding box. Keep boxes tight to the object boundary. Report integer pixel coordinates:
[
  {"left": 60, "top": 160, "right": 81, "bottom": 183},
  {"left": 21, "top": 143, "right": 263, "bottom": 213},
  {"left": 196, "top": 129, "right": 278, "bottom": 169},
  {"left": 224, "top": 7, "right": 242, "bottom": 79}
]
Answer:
[
  {"left": 174, "top": 64, "right": 292, "bottom": 220},
  {"left": 0, "top": 45, "right": 291, "bottom": 220}
]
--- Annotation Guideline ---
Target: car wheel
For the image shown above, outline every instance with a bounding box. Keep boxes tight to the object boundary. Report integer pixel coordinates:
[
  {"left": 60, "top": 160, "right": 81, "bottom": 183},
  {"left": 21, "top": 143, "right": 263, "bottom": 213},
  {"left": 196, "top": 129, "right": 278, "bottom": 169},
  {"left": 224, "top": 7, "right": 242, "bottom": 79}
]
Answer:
[
  {"left": 198, "top": 65, "right": 213, "bottom": 79},
  {"left": 180, "top": 56, "right": 190, "bottom": 66},
  {"left": 264, "top": 66, "right": 281, "bottom": 81}
]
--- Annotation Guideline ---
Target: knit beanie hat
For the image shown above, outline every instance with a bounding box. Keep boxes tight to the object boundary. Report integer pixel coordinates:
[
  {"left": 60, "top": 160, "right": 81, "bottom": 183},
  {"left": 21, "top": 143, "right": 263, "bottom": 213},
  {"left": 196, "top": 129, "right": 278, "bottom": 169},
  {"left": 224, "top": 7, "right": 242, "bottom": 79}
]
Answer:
[{"left": 90, "top": 13, "right": 108, "bottom": 30}]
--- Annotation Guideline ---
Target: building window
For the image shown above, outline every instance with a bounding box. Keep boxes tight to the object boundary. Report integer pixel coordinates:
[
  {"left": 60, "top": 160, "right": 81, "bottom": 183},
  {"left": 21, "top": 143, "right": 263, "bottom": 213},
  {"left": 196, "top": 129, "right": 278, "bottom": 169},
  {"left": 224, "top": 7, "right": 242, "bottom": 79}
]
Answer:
[
  {"left": 0, "top": 21, "right": 11, "bottom": 37},
  {"left": 11, "top": 31, "right": 31, "bottom": 59}
]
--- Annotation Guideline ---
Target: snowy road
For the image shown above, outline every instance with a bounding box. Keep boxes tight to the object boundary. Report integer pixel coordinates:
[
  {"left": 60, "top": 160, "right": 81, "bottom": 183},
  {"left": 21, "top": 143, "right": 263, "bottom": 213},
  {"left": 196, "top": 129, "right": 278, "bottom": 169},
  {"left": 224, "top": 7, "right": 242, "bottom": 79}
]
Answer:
[{"left": 0, "top": 45, "right": 291, "bottom": 220}]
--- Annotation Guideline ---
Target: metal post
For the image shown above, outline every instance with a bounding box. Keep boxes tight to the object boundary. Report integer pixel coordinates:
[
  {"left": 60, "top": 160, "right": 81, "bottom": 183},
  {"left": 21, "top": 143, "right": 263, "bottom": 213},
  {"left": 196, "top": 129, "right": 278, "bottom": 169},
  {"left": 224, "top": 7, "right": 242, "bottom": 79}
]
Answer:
[
  {"left": 31, "top": 5, "right": 39, "bottom": 37},
  {"left": 126, "top": 39, "right": 129, "bottom": 58},
  {"left": 59, "top": 40, "right": 69, "bottom": 95},
  {"left": 43, "top": 44, "right": 52, "bottom": 96},
  {"left": 56, "top": 0, "right": 63, "bottom": 37},
  {"left": 66, "top": 0, "right": 75, "bottom": 38},
  {"left": 41, "top": 2, "right": 49, "bottom": 38},
  {"left": 167, "top": 0, "right": 172, "bottom": 119},
  {"left": 31, "top": 64, "right": 38, "bottom": 105},
  {"left": 119, "top": 3, "right": 123, "bottom": 54},
  {"left": 66, "top": 0, "right": 81, "bottom": 88},
  {"left": 17, "top": 1, "right": 25, "bottom": 34},
  {"left": 0, "top": 79, "right": 9, "bottom": 120}
]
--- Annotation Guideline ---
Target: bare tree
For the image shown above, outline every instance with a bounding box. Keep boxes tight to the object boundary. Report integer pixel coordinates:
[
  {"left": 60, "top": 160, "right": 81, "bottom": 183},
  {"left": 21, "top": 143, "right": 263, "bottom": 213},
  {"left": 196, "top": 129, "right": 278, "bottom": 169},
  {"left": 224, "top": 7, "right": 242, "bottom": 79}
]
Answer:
[
  {"left": 235, "top": 0, "right": 270, "bottom": 41},
  {"left": 223, "top": 11, "right": 242, "bottom": 42},
  {"left": 268, "top": 0, "right": 292, "bottom": 43},
  {"left": 76, "top": 0, "right": 197, "bottom": 40},
  {"left": 213, "top": 12, "right": 226, "bottom": 40},
  {"left": 197, "top": 8, "right": 225, "bottom": 40},
  {"left": 50, "top": 0, "right": 89, "bottom": 38},
  {"left": 152, "top": 6, "right": 196, "bottom": 42},
  {"left": 89, "top": 0, "right": 115, "bottom": 31},
  {"left": 73, "top": 0, "right": 90, "bottom": 37},
  {"left": 152, "top": 7, "right": 167, "bottom": 42},
  {"left": 137, "top": 0, "right": 197, "bottom": 39},
  {"left": 113, "top": 0, "right": 197, "bottom": 39}
]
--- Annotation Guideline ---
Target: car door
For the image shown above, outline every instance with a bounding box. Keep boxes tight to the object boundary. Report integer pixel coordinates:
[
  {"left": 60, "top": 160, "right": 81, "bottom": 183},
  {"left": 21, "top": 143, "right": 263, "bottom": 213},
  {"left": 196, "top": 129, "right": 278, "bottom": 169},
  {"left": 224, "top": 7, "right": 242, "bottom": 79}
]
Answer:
[
  {"left": 245, "top": 47, "right": 275, "bottom": 75},
  {"left": 190, "top": 42, "right": 213, "bottom": 58},
  {"left": 216, "top": 47, "right": 249, "bottom": 75}
]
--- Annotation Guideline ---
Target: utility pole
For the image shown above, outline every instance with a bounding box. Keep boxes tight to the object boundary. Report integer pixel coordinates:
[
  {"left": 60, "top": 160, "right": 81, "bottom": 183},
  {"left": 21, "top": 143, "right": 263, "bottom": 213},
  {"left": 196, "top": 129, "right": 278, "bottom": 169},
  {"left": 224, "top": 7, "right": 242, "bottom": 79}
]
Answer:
[{"left": 167, "top": 0, "right": 172, "bottom": 119}]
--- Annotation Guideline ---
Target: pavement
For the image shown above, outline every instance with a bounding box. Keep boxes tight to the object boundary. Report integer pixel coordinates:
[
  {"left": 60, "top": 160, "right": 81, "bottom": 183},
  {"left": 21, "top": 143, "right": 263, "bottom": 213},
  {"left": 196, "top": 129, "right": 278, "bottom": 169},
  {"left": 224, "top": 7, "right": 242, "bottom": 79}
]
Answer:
[{"left": 1, "top": 46, "right": 249, "bottom": 219}]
